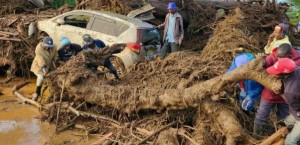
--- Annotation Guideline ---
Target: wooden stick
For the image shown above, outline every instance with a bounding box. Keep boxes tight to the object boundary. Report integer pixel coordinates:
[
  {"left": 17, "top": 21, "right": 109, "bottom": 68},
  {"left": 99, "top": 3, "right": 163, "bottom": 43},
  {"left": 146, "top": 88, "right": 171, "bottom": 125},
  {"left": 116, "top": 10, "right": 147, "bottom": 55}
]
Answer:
[
  {"left": 67, "top": 105, "right": 120, "bottom": 125},
  {"left": 55, "top": 79, "right": 66, "bottom": 131},
  {"left": 12, "top": 81, "right": 42, "bottom": 108},
  {"left": 178, "top": 129, "right": 200, "bottom": 145},
  {"left": 0, "top": 31, "right": 18, "bottom": 36},
  {"left": 258, "top": 127, "right": 288, "bottom": 145},
  {"left": 0, "top": 37, "right": 21, "bottom": 41},
  {"left": 137, "top": 121, "right": 178, "bottom": 145}
]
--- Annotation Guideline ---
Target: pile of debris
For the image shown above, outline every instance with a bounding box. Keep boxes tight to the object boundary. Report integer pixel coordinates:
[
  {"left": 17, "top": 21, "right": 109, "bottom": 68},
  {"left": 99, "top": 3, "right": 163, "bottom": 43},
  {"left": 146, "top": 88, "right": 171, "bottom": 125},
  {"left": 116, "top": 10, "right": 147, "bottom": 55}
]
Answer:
[{"left": 38, "top": 4, "right": 289, "bottom": 144}]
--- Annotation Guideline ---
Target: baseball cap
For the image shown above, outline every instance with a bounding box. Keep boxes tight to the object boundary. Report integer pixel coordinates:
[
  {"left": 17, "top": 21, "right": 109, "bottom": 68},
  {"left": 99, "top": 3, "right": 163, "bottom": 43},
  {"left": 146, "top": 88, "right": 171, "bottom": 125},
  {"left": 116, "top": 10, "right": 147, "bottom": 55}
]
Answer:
[
  {"left": 43, "top": 36, "right": 54, "bottom": 48},
  {"left": 267, "top": 58, "right": 296, "bottom": 75}
]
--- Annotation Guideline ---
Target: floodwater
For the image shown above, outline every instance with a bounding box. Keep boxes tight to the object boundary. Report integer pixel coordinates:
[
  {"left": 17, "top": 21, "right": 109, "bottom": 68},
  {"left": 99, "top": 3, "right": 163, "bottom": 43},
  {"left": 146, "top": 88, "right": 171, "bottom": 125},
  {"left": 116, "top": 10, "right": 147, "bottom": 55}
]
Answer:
[
  {"left": 0, "top": 78, "right": 54, "bottom": 145},
  {"left": 0, "top": 78, "right": 99, "bottom": 145}
]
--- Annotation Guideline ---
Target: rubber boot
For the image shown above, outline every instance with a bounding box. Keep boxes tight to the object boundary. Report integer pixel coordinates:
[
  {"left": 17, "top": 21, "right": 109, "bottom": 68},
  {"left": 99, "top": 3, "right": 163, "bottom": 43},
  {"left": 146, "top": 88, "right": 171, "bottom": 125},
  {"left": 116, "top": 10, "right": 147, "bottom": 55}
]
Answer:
[
  {"left": 253, "top": 124, "right": 264, "bottom": 139},
  {"left": 32, "top": 86, "right": 42, "bottom": 101}
]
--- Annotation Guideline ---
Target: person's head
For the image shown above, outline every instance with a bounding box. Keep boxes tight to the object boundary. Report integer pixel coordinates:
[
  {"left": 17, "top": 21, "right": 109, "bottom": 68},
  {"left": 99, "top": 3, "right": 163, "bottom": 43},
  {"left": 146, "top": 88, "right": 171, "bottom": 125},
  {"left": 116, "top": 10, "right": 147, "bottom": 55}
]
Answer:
[
  {"left": 276, "top": 43, "right": 292, "bottom": 58},
  {"left": 60, "top": 36, "right": 71, "bottom": 50},
  {"left": 267, "top": 58, "right": 296, "bottom": 79},
  {"left": 168, "top": 2, "right": 177, "bottom": 14},
  {"left": 273, "top": 23, "right": 289, "bottom": 39},
  {"left": 235, "top": 53, "right": 254, "bottom": 67},
  {"left": 42, "top": 36, "right": 54, "bottom": 50},
  {"left": 82, "top": 34, "right": 95, "bottom": 48}
]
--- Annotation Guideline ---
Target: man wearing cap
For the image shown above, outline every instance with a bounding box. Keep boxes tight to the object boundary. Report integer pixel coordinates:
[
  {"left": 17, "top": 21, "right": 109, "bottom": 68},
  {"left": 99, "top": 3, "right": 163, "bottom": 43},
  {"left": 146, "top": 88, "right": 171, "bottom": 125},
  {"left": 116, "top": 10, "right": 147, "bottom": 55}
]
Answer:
[
  {"left": 266, "top": 58, "right": 300, "bottom": 145},
  {"left": 58, "top": 36, "right": 82, "bottom": 62},
  {"left": 264, "top": 22, "right": 291, "bottom": 54},
  {"left": 154, "top": 2, "right": 184, "bottom": 59},
  {"left": 227, "top": 53, "right": 263, "bottom": 113},
  {"left": 254, "top": 43, "right": 300, "bottom": 138},
  {"left": 82, "top": 34, "right": 119, "bottom": 79},
  {"left": 31, "top": 36, "right": 58, "bottom": 101}
]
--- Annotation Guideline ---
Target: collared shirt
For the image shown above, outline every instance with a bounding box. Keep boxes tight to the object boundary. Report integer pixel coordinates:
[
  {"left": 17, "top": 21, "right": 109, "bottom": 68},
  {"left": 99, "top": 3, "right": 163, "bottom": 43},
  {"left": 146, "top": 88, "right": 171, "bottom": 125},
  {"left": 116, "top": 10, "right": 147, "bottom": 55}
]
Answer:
[{"left": 166, "top": 14, "right": 176, "bottom": 43}]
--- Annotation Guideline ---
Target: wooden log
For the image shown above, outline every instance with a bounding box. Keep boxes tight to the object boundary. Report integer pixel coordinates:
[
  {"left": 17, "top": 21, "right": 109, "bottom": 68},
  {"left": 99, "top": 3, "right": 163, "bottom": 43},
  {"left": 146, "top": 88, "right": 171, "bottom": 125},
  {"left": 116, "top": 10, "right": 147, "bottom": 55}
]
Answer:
[
  {"left": 0, "top": 37, "right": 21, "bottom": 41},
  {"left": 12, "top": 82, "right": 42, "bottom": 108},
  {"left": 258, "top": 127, "right": 288, "bottom": 145}
]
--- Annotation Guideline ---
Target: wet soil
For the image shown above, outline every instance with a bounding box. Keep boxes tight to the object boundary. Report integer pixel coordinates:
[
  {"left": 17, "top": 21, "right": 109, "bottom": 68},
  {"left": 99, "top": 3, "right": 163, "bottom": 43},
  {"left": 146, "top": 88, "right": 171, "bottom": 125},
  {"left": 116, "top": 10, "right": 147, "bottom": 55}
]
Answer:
[{"left": 0, "top": 78, "right": 99, "bottom": 145}]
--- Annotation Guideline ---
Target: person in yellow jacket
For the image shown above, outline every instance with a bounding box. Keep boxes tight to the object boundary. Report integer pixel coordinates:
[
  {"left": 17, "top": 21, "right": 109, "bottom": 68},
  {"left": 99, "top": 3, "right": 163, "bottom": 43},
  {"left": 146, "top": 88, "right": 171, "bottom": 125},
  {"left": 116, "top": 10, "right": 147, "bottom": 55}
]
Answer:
[
  {"left": 31, "top": 37, "right": 57, "bottom": 101},
  {"left": 264, "top": 23, "right": 291, "bottom": 54}
]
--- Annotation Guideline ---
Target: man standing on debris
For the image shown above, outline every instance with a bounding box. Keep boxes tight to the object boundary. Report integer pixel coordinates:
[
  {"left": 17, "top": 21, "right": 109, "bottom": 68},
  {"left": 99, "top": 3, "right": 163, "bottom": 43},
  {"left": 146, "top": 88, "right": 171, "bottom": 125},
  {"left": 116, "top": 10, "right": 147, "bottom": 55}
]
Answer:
[
  {"left": 58, "top": 36, "right": 82, "bottom": 62},
  {"left": 227, "top": 53, "right": 263, "bottom": 113},
  {"left": 82, "top": 34, "right": 119, "bottom": 79},
  {"left": 31, "top": 36, "right": 57, "bottom": 101},
  {"left": 264, "top": 23, "right": 291, "bottom": 54},
  {"left": 266, "top": 58, "right": 300, "bottom": 145},
  {"left": 154, "top": 2, "right": 184, "bottom": 59},
  {"left": 254, "top": 43, "right": 300, "bottom": 138}
]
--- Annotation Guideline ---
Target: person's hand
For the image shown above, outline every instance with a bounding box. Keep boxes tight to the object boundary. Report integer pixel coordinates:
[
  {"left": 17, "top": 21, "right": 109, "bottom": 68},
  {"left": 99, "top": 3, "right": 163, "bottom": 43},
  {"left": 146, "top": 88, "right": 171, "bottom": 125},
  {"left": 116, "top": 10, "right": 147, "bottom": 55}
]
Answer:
[
  {"left": 153, "top": 25, "right": 158, "bottom": 29},
  {"left": 256, "top": 53, "right": 266, "bottom": 58},
  {"left": 271, "top": 85, "right": 281, "bottom": 94},
  {"left": 268, "top": 33, "right": 275, "bottom": 42}
]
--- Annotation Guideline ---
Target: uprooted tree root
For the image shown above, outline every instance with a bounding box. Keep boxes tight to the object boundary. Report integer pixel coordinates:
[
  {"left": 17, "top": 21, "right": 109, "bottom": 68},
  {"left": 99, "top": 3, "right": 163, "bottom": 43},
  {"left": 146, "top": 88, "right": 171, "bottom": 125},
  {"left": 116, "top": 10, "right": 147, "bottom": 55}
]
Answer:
[{"left": 41, "top": 6, "right": 290, "bottom": 144}]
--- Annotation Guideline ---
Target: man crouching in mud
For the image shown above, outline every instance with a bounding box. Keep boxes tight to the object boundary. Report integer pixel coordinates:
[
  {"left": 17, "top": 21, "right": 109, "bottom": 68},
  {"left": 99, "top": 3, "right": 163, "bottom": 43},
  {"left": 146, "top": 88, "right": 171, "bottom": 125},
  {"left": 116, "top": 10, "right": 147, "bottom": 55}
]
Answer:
[
  {"left": 266, "top": 58, "right": 300, "bottom": 145},
  {"left": 31, "top": 37, "right": 57, "bottom": 101}
]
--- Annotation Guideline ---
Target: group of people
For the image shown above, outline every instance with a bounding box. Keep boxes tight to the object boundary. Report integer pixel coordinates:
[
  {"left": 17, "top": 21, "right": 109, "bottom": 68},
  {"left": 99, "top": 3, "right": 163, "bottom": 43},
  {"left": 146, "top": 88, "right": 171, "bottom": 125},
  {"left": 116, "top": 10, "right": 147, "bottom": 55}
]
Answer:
[
  {"left": 30, "top": 34, "right": 119, "bottom": 101},
  {"left": 228, "top": 22, "right": 300, "bottom": 144}
]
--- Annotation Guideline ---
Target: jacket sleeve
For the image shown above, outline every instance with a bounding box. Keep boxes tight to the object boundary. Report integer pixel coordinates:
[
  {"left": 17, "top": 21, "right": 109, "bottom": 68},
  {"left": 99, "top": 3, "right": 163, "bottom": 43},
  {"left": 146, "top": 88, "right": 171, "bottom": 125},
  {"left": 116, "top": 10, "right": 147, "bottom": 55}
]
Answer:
[
  {"left": 246, "top": 80, "right": 263, "bottom": 101},
  {"left": 157, "top": 14, "right": 167, "bottom": 29},
  {"left": 179, "top": 15, "right": 184, "bottom": 42}
]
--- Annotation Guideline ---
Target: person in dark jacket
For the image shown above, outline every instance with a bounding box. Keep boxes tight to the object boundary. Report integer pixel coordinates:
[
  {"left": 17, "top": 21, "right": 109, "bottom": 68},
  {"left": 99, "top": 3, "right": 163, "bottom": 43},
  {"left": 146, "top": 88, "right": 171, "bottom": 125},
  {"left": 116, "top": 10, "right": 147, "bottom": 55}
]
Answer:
[
  {"left": 266, "top": 58, "right": 300, "bottom": 145},
  {"left": 82, "top": 34, "right": 119, "bottom": 79},
  {"left": 254, "top": 43, "right": 300, "bottom": 138},
  {"left": 58, "top": 37, "right": 82, "bottom": 62},
  {"left": 227, "top": 53, "right": 263, "bottom": 112}
]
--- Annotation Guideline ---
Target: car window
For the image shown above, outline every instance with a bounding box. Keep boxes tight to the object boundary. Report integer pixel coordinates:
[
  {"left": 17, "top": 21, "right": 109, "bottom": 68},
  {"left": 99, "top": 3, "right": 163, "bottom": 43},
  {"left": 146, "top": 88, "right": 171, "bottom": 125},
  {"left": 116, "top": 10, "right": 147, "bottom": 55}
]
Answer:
[
  {"left": 116, "top": 22, "right": 129, "bottom": 36},
  {"left": 64, "top": 15, "right": 91, "bottom": 28},
  {"left": 90, "top": 18, "right": 116, "bottom": 36},
  {"left": 140, "top": 29, "right": 160, "bottom": 45}
]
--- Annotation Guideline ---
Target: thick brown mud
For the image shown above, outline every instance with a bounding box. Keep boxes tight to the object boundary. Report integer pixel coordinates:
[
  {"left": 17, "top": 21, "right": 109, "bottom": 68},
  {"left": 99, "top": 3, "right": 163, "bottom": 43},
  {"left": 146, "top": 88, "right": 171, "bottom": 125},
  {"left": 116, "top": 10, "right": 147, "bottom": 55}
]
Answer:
[{"left": 0, "top": 78, "right": 99, "bottom": 145}]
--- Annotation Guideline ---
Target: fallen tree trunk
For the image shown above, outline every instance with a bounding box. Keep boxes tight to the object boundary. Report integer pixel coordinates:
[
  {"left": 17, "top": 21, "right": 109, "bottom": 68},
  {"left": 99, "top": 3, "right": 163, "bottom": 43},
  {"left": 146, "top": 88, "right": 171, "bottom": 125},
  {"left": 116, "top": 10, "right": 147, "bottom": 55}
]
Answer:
[{"left": 49, "top": 57, "right": 281, "bottom": 114}]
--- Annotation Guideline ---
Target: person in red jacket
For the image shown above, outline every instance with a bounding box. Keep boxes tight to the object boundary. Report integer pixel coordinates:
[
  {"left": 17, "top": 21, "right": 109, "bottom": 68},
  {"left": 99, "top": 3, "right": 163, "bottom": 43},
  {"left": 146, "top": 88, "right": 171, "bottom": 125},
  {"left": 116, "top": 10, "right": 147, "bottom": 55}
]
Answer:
[{"left": 254, "top": 43, "right": 300, "bottom": 138}]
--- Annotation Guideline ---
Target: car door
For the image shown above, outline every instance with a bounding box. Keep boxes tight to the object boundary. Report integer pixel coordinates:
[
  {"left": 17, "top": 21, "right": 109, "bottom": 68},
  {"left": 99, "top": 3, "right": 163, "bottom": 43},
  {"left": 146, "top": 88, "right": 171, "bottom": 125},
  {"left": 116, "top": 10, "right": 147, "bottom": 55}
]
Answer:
[
  {"left": 53, "top": 12, "right": 93, "bottom": 48},
  {"left": 86, "top": 15, "right": 117, "bottom": 46}
]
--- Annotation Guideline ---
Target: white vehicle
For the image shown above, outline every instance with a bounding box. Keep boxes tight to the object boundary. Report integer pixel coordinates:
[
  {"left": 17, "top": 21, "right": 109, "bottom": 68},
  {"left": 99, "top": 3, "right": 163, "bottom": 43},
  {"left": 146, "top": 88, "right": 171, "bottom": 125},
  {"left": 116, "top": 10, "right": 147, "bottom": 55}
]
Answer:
[{"left": 37, "top": 10, "right": 161, "bottom": 75}]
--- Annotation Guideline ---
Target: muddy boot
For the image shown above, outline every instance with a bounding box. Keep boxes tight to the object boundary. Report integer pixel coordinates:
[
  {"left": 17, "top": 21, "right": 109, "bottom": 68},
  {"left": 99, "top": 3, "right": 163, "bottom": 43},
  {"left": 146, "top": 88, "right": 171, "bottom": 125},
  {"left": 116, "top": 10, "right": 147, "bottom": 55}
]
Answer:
[
  {"left": 253, "top": 124, "right": 264, "bottom": 139},
  {"left": 32, "top": 86, "right": 42, "bottom": 101}
]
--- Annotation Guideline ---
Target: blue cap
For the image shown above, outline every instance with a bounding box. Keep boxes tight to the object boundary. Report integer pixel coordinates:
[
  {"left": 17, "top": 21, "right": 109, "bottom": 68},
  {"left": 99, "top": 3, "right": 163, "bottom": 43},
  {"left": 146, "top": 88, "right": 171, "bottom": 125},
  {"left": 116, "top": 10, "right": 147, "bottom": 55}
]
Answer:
[
  {"left": 235, "top": 53, "right": 254, "bottom": 67},
  {"left": 168, "top": 2, "right": 177, "bottom": 10},
  {"left": 43, "top": 36, "right": 54, "bottom": 48},
  {"left": 60, "top": 36, "right": 71, "bottom": 48}
]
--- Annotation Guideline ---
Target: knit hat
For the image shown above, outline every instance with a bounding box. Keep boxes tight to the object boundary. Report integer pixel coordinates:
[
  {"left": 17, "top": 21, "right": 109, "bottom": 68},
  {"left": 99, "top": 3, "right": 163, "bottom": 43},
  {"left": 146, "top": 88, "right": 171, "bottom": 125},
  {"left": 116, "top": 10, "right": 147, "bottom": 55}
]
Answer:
[
  {"left": 168, "top": 2, "right": 177, "bottom": 10},
  {"left": 60, "top": 36, "right": 71, "bottom": 48},
  {"left": 82, "top": 34, "right": 94, "bottom": 45},
  {"left": 277, "top": 22, "right": 289, "bottom": 35},
  {"left": 43, "top": 36, "right": 54, "bottom": 48}
]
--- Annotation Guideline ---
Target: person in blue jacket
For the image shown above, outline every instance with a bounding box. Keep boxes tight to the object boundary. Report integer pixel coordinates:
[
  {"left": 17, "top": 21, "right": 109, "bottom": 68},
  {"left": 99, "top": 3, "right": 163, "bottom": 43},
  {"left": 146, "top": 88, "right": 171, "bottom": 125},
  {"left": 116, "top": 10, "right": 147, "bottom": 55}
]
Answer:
[
  {"left": 227, "top": 53, "right": 264, "bottom": 112},
  {"left": 82, "top": 34, "right": 119, "bottom": 79}
]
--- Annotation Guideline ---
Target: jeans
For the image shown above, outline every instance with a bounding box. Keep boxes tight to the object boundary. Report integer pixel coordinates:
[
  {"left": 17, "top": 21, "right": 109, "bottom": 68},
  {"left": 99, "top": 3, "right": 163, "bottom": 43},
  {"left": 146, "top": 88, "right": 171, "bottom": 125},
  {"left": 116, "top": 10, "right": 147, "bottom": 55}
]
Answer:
[
  {"left": 285, "top": 115, "right": 300, "bottom": 145},
  {"left": 254, "top": 98, "right": 289, "bottom": 125},
  {"left": 104, "top": 58, "right": 119, "bottom": 78},
  {"left": 160, "top": 41, "right": 179, "bottom": 58}
]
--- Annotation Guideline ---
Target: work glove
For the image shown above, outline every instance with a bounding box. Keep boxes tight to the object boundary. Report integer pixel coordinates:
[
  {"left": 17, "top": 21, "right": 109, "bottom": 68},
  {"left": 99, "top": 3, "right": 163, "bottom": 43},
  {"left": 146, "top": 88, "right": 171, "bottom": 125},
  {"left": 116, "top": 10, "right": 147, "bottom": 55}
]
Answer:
[
  {"left": 241, "top": 96, "right": 255, "bottom": 111},
  {"left": 239, "top": 91, "right": 247, "bottom": 104}
]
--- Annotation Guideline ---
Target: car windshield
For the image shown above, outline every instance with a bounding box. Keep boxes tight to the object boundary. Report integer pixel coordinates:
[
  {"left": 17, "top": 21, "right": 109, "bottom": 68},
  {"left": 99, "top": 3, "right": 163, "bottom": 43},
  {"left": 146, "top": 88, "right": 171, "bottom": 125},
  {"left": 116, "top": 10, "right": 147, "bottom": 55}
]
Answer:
[{"left": 140, "top": 29, "right": 160, "bottom": 45}]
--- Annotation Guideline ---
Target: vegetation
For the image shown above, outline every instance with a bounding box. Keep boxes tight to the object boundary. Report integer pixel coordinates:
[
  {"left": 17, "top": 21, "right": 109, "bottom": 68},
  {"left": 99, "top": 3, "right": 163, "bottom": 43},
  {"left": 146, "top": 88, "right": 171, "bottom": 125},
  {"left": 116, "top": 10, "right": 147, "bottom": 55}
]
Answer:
[{"left": 51, "top": 0, "right": 76, "bottom": 9}]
